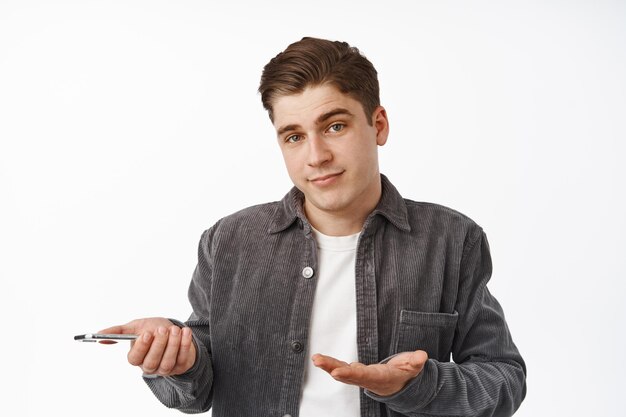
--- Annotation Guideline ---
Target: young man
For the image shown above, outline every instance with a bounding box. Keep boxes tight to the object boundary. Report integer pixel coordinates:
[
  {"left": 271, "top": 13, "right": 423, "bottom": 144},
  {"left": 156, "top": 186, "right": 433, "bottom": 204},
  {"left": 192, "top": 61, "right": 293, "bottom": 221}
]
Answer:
[{"left": 101, "top": 37, "right": 526, "bottom": 417}]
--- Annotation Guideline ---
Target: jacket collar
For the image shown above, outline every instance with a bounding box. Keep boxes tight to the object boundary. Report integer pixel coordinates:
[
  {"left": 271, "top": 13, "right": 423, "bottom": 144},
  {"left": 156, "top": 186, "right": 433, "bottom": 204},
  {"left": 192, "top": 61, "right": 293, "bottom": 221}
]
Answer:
[{"left": 268, "top": 174, "right": 411, "bottom": 234}]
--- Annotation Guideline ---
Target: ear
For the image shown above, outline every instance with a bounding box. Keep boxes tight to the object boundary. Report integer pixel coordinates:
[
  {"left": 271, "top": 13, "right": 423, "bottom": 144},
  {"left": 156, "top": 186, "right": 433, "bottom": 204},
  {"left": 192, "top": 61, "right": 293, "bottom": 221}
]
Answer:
[{"left": 371, "top": 106, "right": 389, "bottom": 146}]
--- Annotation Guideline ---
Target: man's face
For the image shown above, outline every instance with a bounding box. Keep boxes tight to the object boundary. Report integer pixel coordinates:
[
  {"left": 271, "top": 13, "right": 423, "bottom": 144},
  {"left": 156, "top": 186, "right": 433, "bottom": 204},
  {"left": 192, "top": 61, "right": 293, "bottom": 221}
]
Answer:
[{"left": 272, "top": 84, "right": 389, "bottom": 223}]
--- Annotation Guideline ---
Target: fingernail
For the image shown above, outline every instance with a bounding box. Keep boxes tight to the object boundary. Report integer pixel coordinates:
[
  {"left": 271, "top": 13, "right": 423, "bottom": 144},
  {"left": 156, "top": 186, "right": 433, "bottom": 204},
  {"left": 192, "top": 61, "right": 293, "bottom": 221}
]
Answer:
[
  {"left": 158, "top": 327, "right": 167, "bottom": 335},
  {"left": 171, "top": 326, "right": 180, "bottom": 336},
  {"left": 143, "top": 332, "right": 151, "bottom": 342}
]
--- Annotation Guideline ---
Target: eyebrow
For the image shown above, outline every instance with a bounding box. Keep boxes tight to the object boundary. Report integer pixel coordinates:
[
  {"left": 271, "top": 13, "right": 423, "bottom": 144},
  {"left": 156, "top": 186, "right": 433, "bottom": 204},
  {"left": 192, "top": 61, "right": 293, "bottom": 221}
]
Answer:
[{"left": 276, "top": 108, "right": 354, "bottom": 136}]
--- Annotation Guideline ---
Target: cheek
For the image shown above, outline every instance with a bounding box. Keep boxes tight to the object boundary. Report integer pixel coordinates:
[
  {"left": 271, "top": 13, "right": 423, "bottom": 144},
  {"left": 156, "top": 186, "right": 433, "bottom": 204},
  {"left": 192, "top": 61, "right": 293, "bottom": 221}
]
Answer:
[
  {"left": 350, "top": 142, "right": 378, "bottom": 166},
  {"left": 281, "top": 152, "right": 303, "bottom": 178}
]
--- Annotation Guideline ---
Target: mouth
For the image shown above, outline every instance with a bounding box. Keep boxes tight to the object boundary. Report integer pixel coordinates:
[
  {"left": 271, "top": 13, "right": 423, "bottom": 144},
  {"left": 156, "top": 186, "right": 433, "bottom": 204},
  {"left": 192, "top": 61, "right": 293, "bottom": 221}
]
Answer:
[{"left": 309, "top": 171, "right": 344, "bottom": 186}]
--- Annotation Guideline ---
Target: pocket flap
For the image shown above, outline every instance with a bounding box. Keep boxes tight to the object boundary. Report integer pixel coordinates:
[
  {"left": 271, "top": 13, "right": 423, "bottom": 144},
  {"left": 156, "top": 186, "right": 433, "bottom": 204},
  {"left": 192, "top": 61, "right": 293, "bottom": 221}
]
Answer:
[{"left": 399, "top": 310, "right": 459, "bottom": 327}]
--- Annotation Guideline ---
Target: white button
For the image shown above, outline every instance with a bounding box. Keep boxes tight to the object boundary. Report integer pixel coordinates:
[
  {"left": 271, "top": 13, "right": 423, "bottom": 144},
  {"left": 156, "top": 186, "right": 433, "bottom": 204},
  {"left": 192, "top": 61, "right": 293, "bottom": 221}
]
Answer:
[
  {"left": 283, "top": 414, "right": 292, "bottom": 417},
  {"left": 302, "top": 266, "right": 314, "bottom": 279}
]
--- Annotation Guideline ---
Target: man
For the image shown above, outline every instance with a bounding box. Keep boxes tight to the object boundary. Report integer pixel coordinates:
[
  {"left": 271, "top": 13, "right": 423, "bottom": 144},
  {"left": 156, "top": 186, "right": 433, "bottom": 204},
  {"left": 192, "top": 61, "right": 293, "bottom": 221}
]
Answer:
[{"left": 101, "top": 37, "right": 526, "bottom": 417}]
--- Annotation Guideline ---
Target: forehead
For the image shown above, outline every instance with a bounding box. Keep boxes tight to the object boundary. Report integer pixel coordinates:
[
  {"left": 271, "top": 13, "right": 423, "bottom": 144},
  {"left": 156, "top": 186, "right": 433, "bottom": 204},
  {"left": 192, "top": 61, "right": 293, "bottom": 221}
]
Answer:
[{"left": 272, "top": 84, "right": 364, "bottom": 127}]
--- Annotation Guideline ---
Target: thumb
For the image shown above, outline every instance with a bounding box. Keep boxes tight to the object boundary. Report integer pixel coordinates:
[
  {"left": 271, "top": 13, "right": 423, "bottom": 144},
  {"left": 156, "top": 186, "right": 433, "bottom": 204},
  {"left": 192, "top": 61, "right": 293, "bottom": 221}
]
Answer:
[
  {"left": 409, "top": 350, "right": 428, "bottom": 370},
  {"left": 97, "top": 324, "right": 134, "bottom": 335},
  {"left": 95, "top": 323, "right": 140, "bottom": 345}
]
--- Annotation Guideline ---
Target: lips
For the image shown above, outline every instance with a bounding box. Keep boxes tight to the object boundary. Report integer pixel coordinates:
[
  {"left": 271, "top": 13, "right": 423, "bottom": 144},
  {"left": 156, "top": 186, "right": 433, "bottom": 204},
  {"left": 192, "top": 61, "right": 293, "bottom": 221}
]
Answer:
[
  {"left": 309, "top": 171, "right": 344, "bottom": 186},
  {"left": 310, "top": 172, "right": 341, "bottom": 181}
]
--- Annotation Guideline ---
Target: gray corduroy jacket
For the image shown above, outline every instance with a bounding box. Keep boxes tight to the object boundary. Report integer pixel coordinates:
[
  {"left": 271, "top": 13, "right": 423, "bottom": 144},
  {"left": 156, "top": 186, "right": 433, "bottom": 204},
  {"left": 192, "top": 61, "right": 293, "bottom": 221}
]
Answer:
[{"left": 144, "top": 175, "right": 526, "bottom": 417}]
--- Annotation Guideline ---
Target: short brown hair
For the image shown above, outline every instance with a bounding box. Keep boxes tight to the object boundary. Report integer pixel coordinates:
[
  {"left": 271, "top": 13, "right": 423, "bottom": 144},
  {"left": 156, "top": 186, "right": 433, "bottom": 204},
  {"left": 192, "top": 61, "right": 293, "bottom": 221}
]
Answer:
[{"left": 259, "top": 37, "right": 380, "bottom": 125}]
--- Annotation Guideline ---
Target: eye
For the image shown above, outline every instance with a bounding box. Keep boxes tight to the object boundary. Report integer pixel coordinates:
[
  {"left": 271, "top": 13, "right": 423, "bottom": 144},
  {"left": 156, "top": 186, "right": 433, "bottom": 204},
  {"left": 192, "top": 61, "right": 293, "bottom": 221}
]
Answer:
[
  {"left": 286, "top": 134, "right": 301, "bottom": 143},
  {"left": 328, "top": 123, "right": 345, "bottom": 133}
]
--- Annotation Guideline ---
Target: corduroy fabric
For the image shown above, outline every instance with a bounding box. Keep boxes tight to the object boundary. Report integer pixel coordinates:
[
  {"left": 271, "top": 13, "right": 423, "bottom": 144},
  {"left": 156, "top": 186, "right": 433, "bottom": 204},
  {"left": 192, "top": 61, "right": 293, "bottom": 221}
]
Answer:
[{"left": 143, "top": 174, "right": 526, "bottom": 417}]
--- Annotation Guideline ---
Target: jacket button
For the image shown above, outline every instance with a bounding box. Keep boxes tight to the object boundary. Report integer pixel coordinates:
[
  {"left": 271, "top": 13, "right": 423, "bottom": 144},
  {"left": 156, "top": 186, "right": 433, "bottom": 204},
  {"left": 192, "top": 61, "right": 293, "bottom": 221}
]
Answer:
[
  {"left": 291, "top": 340, "right": 304, "bottom": 353},
  {"left": 302, "top": 266, "right": 314, "bottom": 279}
]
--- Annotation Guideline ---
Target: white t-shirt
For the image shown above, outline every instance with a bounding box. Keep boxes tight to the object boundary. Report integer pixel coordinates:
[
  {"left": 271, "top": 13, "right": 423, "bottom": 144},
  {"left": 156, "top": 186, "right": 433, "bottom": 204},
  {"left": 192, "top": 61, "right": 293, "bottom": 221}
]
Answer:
[{"left": 299, "top": 227, "right": 361, "bottom": 417}]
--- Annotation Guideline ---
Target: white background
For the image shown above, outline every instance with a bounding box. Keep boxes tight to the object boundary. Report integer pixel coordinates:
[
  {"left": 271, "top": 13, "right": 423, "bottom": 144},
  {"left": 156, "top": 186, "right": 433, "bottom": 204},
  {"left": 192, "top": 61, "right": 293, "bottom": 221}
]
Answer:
[{"left": 1, "top": 0, "right": 624, "bottom": 416}]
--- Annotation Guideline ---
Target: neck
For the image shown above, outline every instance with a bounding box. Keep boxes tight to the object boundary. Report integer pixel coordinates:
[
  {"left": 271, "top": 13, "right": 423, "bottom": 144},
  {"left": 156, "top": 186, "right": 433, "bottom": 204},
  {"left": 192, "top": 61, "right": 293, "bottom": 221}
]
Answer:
[{"left": 304, "top": 209, "right": 366, "bottom": 236}]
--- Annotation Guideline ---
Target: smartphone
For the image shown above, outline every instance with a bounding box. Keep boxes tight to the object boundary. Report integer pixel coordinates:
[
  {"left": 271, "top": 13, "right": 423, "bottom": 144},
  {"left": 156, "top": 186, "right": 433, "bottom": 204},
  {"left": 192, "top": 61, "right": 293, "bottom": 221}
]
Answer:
[{"left": 74, "top": 333, "right": 138, "bottom": 343}]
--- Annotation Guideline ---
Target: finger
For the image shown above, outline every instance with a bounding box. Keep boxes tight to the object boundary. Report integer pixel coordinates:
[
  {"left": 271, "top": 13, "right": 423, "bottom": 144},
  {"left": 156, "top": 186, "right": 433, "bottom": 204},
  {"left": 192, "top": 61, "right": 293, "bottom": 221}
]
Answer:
[
  {"left": 127, "top": 331, "right": 153, "bottom": 366},
  {"left": 141, "top": 327, "right": 170, "bottom": 374},
  {"left": 156, "top": 326, "right": 182, "bottom": 375},
  {"left": 312, "top": 353, "right": 350, "bottom": 373},
  {"left": 331, "top": 362, "right": 372, "bottom": 382},
  {"left": 172, "top": 327, "right": 196, "bottom": 375},
  {"left": 334, "top": 363, "right": 400, "bottom": 393}
]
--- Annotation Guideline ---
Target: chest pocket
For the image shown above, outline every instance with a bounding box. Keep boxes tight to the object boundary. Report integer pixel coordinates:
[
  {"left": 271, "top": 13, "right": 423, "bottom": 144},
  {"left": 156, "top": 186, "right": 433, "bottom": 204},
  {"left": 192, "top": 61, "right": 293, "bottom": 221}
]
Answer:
[{"left": 395, "top": 310, "right": 458, "bottom": 362}]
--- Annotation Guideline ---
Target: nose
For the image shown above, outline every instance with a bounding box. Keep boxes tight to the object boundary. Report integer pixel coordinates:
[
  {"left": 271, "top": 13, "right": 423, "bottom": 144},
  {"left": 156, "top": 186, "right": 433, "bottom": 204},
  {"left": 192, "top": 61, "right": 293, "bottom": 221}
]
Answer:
[{"left": 307, "top": 134, "right": 332, "bottom": 167}]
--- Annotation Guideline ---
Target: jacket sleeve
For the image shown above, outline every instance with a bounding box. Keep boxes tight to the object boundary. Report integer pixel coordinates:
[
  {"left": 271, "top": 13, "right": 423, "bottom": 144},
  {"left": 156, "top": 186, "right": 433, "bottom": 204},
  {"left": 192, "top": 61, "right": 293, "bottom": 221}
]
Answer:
[
  {"left": 142, "top": 228, "right": 216, "bottom": 414},
  {"left": 366, "top": 227, "right": 527, "bottom": 417}
]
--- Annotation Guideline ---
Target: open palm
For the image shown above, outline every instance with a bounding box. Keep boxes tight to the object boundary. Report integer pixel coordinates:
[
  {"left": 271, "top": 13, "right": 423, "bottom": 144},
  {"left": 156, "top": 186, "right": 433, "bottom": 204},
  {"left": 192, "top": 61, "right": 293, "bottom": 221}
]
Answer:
[{"left": 312, "top": 350, "right": 428, "bottom": 397}]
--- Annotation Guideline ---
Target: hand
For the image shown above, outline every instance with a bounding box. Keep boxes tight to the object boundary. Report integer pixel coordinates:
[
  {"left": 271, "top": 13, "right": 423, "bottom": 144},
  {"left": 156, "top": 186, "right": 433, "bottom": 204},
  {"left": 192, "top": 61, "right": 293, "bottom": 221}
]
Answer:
[
  {"left": 312, "top": 350, "right": 428, "bottom": 397},
  {"left": 99, "top": 317, "right": 196, "bottom": 376}
]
